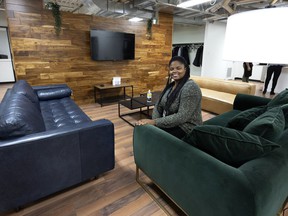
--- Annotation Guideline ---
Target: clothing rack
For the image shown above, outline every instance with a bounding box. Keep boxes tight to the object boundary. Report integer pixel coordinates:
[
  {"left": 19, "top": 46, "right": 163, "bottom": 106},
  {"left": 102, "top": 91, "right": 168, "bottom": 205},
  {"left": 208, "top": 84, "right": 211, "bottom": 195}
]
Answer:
[{"left": 172, "top": 43, "right": 203, "bottom": 51}]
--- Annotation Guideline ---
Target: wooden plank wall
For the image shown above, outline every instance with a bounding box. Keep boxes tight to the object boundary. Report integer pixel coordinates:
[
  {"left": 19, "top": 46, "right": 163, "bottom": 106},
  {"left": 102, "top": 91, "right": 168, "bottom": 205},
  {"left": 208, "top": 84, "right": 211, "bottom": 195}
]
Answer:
[{"left": 5, "top": 0, "right": 173, "bottom": 104}]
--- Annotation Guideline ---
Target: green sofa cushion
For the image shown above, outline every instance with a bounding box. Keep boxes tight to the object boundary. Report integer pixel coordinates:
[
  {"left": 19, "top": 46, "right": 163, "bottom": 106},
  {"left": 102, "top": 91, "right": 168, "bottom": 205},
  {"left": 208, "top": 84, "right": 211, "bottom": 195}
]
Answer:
[
  {"left": 183, "top": 125, "right": 280, "bottom": 167},
  {"left": 267, "top": 89, "right": 288, "bottom": 107},
  {"left": 281, "top": 104, "right": 288, "bottom": 129},
  {"left": 226, "top": 106, "right": 267, "bottom": 131},
  {"left": 243, "top": 106, "right": 285, "bottom": 142},
  {"left": 204, "top": 110, "right": 241, "bottom": 126}
]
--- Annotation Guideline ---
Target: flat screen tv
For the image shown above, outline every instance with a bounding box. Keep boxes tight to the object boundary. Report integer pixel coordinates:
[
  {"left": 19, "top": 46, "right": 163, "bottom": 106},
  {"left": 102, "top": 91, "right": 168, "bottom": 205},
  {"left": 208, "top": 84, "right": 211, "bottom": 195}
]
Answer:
[{"left": 90, "top": 29, "right": 135, "bottom": 61}]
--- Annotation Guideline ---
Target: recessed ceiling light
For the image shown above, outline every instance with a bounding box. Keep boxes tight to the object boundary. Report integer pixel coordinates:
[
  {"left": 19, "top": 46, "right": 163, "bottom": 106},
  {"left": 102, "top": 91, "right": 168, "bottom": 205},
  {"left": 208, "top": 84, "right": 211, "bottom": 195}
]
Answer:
[
  {"left": 177, "top": 0, "right": 211, "bottom": 8},
  {"left": 128, "top": 17, "right": 143, "bottom": 22}
]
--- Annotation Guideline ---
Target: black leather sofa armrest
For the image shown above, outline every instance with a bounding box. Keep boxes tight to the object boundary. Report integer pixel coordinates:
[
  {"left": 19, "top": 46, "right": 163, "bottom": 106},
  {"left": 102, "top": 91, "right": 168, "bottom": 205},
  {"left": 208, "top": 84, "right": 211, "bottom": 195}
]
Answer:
[
  {"left": 0, "top": 119, "right": 112, "bottom": 147},
  {"left": 0, "top": 119, "right": 114, "bottom": 212},
  {"left": 233, "top": 93, "right": 271, "bottom": 111}
]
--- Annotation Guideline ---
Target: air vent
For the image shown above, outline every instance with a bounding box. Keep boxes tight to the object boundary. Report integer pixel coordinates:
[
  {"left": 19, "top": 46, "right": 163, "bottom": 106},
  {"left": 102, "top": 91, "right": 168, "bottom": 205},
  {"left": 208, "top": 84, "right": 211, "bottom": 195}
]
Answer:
[{"left": 226, "top": 67, "right": 232, "bottom": 79}]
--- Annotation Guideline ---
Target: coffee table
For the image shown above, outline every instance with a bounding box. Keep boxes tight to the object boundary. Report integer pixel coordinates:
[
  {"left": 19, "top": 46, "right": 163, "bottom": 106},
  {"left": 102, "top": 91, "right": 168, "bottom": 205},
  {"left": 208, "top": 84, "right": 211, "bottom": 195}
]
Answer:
[
  {"left": 94, "top": 83, "right": 133, "bottom": 107},
  {"left": 118, "top": 91, "right": 161, "bottom": 126}
]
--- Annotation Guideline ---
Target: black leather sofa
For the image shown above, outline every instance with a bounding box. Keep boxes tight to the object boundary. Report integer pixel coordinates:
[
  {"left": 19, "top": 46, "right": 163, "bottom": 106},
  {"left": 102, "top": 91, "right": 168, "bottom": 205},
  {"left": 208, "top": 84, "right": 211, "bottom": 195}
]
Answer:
[{"left": 0, "top": 80, "right": 115, "bottom": 212}]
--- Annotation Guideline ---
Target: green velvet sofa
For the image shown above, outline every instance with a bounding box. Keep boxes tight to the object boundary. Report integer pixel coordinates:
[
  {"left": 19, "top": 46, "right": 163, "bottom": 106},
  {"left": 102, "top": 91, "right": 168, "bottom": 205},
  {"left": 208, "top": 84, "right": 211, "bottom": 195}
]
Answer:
[{"left": 133, "top": 93, "right": 288, "bottom": 216}]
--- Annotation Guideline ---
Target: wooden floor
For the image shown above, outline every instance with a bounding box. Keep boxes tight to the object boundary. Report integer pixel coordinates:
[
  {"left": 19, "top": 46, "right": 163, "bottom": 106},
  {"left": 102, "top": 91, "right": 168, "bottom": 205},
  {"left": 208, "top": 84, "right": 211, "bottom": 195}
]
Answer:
[{"left": 0, "top": 81, "right": 286, "bottom": 216}]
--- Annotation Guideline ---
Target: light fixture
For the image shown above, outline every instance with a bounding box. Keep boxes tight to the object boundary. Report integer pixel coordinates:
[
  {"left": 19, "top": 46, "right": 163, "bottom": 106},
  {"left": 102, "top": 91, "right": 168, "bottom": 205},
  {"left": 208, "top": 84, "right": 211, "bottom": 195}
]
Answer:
[
  {"left": 177, "top": 0, "right": 211, "bottom": 8},
  {"left": 128, "top": 17, "right": 143, "bottom": 22},
  {"left": 223, "top": 7, "right": 288, "bottom": 64},
  {"left": 234, "top": 0, "right": 265, "bottom": 6},
  {"left": 82, "top": 0, "right": 101, "bottom": 15}
]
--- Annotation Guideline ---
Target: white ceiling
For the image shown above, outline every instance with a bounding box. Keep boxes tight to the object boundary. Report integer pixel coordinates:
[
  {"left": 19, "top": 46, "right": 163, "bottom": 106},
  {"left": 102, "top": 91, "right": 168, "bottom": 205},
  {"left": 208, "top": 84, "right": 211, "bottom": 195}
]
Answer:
[{"left": 44, "top": 0, "right": 288, "bottom": 25}]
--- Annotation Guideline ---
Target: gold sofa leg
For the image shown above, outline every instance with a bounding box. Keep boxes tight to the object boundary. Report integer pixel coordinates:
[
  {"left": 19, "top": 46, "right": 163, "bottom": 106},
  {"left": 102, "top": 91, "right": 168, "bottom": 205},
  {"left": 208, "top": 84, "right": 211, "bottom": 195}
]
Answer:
[
  {"left": 136, "top": 166, "right": 187, "bottom": 216},
  {"left": 279, "top": 197, "right": 288, "bottom": 216}
]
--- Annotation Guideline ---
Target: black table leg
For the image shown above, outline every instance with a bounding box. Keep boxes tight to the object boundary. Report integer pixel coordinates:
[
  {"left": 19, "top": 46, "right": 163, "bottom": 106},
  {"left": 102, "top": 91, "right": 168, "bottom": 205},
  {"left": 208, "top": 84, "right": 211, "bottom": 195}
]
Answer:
[
  {"left": 99, "top": 89, "right": 103, "bottom": 107},
  {"left": 94, "top": 86, "right": 97, "bottom": 103},
  {"left": 124, "top": 87, "right": 126, "bottom": 99},
  {"left": 118, "top": 101, "right": 135, "bottom": 127}
]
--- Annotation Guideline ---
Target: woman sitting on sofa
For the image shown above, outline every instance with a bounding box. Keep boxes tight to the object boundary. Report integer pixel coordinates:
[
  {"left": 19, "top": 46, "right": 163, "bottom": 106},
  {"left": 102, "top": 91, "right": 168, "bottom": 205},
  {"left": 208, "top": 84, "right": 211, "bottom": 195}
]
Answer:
[{"left": 135, "top": 56, "right": 203, "bottom": 139}]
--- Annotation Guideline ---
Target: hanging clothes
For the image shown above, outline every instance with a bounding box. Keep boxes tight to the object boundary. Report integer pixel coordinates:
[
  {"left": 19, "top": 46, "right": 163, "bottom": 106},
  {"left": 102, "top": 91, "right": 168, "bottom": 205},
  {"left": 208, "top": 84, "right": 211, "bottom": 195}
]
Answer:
[
  {"left": 172, "top": 46, "right": 180, "bottom": 57},
  {"left": 193, "top": 45, "right": 203, "bottom": 67},
  {"left": 180, "top": 46, "right": 190, "bottom": 65},
  {"left": 172, "top": 46, "right": 190, "bottom": 65}
]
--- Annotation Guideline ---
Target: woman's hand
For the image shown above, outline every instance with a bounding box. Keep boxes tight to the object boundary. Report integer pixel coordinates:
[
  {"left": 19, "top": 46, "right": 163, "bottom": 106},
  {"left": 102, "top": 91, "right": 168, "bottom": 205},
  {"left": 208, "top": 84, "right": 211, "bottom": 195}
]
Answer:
[{"left": 135, "top": 119, "right": 156, "bottom": 126}]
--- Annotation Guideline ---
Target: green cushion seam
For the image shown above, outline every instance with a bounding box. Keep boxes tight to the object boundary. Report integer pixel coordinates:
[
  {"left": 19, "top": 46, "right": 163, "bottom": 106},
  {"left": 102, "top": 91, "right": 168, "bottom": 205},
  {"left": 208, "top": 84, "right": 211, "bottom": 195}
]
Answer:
[{"left": 194, "top": 129, "right": 263, "bottom": 147}]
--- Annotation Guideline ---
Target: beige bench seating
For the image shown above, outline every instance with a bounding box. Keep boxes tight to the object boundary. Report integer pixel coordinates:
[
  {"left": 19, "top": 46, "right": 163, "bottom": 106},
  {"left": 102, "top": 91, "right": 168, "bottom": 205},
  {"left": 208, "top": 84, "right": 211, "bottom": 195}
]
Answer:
[{"left": 190, "top": 75, "right": 256, "bottom": 114}]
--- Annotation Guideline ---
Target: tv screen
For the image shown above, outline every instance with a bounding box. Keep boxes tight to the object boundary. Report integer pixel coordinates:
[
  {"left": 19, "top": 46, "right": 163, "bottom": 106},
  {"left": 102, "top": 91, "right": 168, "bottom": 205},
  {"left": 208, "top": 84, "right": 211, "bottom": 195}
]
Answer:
[{"left": 90, "top": 29, "right": 135, "bottom": 61}]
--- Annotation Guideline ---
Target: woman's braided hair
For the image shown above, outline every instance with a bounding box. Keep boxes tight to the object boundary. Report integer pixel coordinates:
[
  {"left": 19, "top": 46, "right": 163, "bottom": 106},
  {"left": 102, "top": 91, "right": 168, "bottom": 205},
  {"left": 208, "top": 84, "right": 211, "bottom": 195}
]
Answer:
[{"left": 158, "top": 56, "right": 190, "bottom": 114}]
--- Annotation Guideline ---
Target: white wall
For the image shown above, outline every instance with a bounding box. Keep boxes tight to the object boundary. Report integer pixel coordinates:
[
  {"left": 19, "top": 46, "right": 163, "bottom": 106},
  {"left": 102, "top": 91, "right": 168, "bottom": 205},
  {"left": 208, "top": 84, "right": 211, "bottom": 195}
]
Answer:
[
  {"left": 173, "top": 24, "right": 205, "bottom": 42},
  {"left": 0, "top": 11, "right": 10, "bottom": 59},
  {"left": 0, "top": 28, "right": 11, "bottom": 58},
  {"left": 172, "top": 22, "right": 233, "bottom": 79},
  {"left": 173, "top": 21, "right": 245, "bottom": 80},
  {"left": 0, "top": 11, "right": 8, "bottom": 26},
  {"left": 200, "top": 21, "right": 268, "bottom": 82},
  {"left": 172, "top": 24, "right": 205, "bottom": 76},
  {"left": 0, "top": 11, "right": 15, "bottom": 82},
  {"left": 201, "top": 21, "right": 233, "bottom": 79}
]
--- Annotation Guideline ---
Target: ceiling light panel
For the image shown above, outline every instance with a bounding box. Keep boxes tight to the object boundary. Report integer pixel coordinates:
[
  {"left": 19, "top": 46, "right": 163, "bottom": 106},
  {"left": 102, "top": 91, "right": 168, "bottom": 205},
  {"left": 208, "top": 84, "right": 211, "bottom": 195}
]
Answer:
[{"left": 177, "top": 0, "right": 212, "bottom": 8}]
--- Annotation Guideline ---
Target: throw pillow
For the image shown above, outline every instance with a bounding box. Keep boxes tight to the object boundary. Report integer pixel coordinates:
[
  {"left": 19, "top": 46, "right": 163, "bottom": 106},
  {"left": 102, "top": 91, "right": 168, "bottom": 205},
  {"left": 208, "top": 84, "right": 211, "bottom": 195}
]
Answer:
[
  {"left": 0, "top": 91, "right": 46, "bottom": 138},
  {"left": 11, "top": 80, "right": 40, "bottom": 107},
  {"left": 281, "top": 104, "right": 288, "bottom": 129},
  {"left": 243, "top": 106, "right": 285, "bottom": 142},
  {"left": 226, "top": 106, "right": 267, "bottom": 131},
  {"left": 182, "top": 125, "right": 280, "bottom": 167},
  {"left": 267, "top": 89, "right": 288, "bottom": 107}
]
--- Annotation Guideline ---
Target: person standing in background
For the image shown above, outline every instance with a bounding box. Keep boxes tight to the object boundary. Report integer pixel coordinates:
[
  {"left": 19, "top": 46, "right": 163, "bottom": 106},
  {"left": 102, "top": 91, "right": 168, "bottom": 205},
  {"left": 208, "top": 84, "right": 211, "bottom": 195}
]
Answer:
[
  {"left": 263, "top": 64, "right": 284, "bottom": 95},
  {"left": 242, "top": 62, "right": 253, "bottom": 82}
]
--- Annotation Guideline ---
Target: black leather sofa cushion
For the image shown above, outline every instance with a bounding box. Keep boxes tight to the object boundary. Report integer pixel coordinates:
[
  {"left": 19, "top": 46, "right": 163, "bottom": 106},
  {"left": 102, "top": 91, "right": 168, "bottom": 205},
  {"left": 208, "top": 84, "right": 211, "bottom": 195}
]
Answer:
[
  {"left": 40, "top": 98, "right": 91, "bottom": 130},
  {"left": 0, "top": 90, "right": 45, "bottom": 139},
  {"left": 11, "top": 80, "right": 40, "bottom": 109},
  {"left": 37, "top": 87, "right": 72, "bottom": 101}
]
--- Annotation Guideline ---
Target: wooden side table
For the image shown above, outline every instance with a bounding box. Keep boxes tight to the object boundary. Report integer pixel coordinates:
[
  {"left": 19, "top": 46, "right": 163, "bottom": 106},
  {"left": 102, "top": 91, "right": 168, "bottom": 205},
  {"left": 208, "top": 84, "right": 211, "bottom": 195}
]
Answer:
[{"left": 94, "top": 83, "right": 133, "bottom": 107}]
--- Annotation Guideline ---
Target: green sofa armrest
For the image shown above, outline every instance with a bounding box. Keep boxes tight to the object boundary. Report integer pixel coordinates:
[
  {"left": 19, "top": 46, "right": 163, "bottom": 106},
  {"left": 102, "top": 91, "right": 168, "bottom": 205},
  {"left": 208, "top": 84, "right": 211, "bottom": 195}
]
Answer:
[
  {"left": 233, "top": 93, "right": 271, "bottom": 111},
  {"left": 238, "top": 129, "right": 288, "bottom": 216},
  {"left": 133, "top": 125, "right": 255, "bottom": 216}
]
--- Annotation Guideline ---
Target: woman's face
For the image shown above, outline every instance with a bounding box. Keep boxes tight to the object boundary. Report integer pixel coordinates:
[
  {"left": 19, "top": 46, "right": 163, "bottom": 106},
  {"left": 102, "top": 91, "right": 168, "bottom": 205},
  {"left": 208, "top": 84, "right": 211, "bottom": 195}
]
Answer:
[{"left": 169, "top": 60, "right": 186, "bottom": 81}]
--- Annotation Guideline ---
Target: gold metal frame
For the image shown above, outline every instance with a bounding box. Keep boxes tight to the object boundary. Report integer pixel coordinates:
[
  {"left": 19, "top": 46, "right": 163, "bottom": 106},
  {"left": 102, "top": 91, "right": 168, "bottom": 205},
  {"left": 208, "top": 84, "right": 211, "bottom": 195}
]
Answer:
[
  {"left": 137, "top": 165, "right": 288, "bottom": 216},
  {"left": 135, "top": 166, "right": 188, "bottom": 216},
  {"left": 279, "top": 196, "right": 288, "bottom": 216}
]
